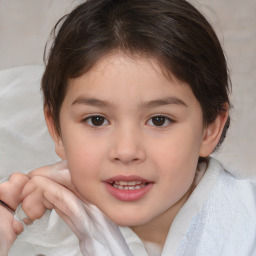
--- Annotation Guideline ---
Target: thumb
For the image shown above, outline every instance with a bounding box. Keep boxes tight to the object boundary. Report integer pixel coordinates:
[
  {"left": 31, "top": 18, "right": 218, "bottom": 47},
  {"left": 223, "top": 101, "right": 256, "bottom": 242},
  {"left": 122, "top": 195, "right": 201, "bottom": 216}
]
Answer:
[
  {"left": 30, "top": 177, "right": 89, "bottom": 238},
  {"left": 28, "top": 161, "right": 82, "bottom": 200}
]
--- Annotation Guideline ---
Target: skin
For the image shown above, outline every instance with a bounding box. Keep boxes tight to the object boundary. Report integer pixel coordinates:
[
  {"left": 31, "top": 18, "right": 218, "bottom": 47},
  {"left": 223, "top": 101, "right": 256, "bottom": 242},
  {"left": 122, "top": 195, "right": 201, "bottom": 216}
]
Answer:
[
  {"left": 46, "top": 53, "right": 228, "bottom": 247},
  {"left": 0, "top": 173, "right": 29, "bottom": 256},
  {"left": 0, "top": 52, "right": 228, "bottom": 252}
]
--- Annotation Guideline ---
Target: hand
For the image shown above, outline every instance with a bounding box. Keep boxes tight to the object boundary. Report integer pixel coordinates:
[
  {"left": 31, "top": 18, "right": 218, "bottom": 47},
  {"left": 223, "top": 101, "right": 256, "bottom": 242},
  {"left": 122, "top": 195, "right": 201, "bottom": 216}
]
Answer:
[
  {"left": 0, "top": 173, "right": 29, "bottom": 256},
  {"left": 21, "top": 161, "right": 133, "bottom": 256}
]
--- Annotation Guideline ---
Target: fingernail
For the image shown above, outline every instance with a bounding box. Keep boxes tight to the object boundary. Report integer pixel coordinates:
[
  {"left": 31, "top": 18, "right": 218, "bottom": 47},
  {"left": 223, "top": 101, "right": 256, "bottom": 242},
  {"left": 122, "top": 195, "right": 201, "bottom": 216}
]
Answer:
[{"left": 23, "top": 217, "right": 33, "bottom": 225}]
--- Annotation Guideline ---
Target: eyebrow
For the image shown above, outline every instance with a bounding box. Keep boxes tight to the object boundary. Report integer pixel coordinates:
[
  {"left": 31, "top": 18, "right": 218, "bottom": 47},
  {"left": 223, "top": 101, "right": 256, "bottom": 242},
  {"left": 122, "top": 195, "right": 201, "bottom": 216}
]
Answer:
[
  {"left": 71, "top": 96, "right": 188, "bottom": 108},
  {"left": 72, "top": 97, "right": 112, "bottom": 108},
  {"left": 140, "top": 97, "right": 188, "bottom": 108}
]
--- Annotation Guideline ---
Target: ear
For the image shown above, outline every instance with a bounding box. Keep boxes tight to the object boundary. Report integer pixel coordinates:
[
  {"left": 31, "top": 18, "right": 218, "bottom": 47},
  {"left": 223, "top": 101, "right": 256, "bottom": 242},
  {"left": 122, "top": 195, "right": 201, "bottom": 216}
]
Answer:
[
  {"left": 44, "top": 107, "right": 66, "bottom": 160},
  {"left": 199, "top": 106, "right": 229, "bottom": 157}
]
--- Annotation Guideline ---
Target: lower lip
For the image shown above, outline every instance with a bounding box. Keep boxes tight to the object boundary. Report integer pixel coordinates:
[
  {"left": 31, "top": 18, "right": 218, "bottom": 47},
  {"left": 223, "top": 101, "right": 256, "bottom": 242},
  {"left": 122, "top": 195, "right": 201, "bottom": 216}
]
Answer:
[{"left": 104, "top": 182, "right": 153, "bottom": 201}]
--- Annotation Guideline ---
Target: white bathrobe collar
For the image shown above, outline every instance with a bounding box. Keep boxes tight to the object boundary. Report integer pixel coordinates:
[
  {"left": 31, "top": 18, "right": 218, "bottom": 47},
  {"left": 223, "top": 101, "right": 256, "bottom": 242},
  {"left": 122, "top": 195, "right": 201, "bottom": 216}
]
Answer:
[{"left": 119, "top": 157, "right": 222, "bottom": 256}]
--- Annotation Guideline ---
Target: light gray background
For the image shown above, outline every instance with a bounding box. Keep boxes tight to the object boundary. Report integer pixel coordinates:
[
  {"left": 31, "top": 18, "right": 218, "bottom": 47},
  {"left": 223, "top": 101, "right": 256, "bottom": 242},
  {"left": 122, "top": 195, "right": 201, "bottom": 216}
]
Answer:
[{"left": 0, "top": 0, "right": 255, "bottom": 176}]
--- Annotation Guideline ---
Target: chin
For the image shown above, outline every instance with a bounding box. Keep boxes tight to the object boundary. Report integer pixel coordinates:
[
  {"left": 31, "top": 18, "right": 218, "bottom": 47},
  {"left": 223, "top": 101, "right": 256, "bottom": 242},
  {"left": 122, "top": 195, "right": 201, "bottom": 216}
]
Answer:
[{"left": 108, "top": 212, "right": 152, "bottom": 227}]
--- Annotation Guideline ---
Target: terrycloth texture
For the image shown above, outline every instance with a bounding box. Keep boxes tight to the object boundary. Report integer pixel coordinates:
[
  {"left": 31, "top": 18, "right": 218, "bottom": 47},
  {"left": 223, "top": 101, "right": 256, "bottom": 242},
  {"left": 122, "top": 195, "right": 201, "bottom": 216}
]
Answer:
[
  {"left": 6, "top": 158, "right": 256, "bottom": 255},
  {"left": 120, "top": 158, "right": 256, "bottom": 256},
  {"left": 174, "top": 167, "right": 256, "bottom": 255}
]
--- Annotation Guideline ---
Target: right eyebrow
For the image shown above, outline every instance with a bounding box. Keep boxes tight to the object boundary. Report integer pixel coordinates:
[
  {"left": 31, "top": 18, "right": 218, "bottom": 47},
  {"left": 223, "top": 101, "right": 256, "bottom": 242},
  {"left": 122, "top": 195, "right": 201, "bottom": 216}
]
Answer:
[{"left": 71, "top": 97, "right": 114, "bottom": 108}]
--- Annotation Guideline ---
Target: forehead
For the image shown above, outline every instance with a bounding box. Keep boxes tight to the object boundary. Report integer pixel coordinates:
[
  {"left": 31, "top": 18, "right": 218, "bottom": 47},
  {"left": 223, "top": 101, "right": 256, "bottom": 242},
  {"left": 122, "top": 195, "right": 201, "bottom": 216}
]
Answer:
[{"left": 65, "top": 53, "right": 199, "bottom": 108}]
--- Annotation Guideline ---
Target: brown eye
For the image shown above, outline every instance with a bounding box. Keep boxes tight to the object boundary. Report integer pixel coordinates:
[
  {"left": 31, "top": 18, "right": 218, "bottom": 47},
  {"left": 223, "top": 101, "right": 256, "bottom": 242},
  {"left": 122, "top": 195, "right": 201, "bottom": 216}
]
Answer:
[
  {"left": 147, "top": 116, "right": 173, "bottom": 127},
  {"left": 84, "top": 115, "right": 109, "bottom": 127},
  {"left": 152, "top": 116, "right": 165, "bottom": 126}
]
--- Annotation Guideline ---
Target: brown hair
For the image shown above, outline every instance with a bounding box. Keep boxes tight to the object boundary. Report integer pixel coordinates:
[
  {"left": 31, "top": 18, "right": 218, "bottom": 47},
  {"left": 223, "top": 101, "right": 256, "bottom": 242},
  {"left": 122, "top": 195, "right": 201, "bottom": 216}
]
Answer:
[{"left": 42, "top": 0, "right": 231, "bottom": 151}]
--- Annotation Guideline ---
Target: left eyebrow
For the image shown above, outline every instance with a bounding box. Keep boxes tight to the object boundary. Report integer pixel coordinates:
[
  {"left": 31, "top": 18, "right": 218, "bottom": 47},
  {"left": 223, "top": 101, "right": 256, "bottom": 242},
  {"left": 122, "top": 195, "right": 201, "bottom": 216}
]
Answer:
[{"left": 139, "top": 96, "right": 188, "bottom": 109}]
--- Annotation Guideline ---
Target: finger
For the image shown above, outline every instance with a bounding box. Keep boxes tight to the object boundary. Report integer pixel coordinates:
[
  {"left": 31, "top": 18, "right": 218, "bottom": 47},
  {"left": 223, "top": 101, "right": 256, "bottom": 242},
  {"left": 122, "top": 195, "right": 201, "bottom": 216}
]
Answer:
[
  {"left": 0, "top": 205, "right": 23, "bottom": 254},
  {"left": 28, "top": 161, "right": 76, "bottom": 191},
  {"left": 0, "top": 173, "right": 30, "bottom": 210},
  {"left": 28, "top": 160, "right": 67, "bottom": 179},
  {"left": 27, "top": 162, "right": 83, "bottom": 200},
  {"left": 21, "top": 177, "right": 55, "bottom": 221},
  {"left": 0, "top": 200, "right": 15, "bottom": 214},
  {"left": 29, "top": 176, "right": 87, "bottom": 226},
  {"left": 22, "top": 175, "right": 87, "bottom": 236},
  {"left": 21, "top": 175, "right": 83, "bottom": 225},
  {"left": 22, "top": 193, "right": 54, "bottom": 221},
  {"left": 12, "top": 219, "right": 24, "bottom": 235}
]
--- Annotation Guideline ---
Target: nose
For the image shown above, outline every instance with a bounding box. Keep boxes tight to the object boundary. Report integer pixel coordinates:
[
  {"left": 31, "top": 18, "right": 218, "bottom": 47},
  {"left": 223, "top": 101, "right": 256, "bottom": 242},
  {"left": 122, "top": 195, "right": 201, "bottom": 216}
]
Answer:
[{"left": 109, "top": 127, "right": 146, "bottom": 165}]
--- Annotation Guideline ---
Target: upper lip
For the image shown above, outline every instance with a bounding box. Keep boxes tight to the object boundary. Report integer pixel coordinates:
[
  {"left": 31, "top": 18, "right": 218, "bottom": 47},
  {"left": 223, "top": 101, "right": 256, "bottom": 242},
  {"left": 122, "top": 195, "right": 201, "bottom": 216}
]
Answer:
[{"left": 103, "top": 175, "right": 153, "bottom": 183}]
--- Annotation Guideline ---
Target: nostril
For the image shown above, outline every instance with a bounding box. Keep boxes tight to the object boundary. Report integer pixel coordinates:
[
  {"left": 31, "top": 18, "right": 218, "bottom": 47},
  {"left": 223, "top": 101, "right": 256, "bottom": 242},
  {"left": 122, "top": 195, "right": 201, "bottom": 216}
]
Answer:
[{"left": 114, "top": 157, "right": 140, "bottom": 163}]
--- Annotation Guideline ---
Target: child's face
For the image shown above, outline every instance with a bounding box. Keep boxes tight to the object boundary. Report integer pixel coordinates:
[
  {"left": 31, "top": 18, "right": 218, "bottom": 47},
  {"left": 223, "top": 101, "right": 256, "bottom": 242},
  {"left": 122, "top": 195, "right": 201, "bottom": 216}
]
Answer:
[{"left": 51, "top": 53, "right": 213, "bottom": 228}]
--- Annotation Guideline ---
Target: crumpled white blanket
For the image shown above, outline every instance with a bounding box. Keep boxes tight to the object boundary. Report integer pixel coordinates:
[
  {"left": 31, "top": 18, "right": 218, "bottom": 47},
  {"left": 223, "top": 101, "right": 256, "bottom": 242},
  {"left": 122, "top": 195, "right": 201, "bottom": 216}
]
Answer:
[
  {"left": 10, "top": 208, "right": 81, "bottom": 256},
  {"left": 10, "top": 202, "right": 133, "bottom": 256},
  {"left": 0, "top": 65, "right": 59, "bottom": 179}
]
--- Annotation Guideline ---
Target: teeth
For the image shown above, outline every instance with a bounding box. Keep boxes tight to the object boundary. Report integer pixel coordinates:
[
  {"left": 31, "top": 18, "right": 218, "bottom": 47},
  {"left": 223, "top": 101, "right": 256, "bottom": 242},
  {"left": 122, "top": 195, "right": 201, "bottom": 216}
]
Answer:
[
  {"left": 114, "top": 181, "right": 144, "bottom": 186},
  {"left": 112, "top": 181, "right": 147, "bottom": 190},
  {"left": 115, "top": 181, "right": 144, "bottom": 186},
  {"left": 119, "top": 181, "right": 129, "bottom": 186}
]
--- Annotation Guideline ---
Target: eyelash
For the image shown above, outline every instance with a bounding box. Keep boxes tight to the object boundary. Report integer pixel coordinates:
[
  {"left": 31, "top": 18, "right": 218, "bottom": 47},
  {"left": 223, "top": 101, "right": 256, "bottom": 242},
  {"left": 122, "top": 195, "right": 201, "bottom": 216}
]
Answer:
[{"left": 82, "top": 115, "right": 174, "bottom": 128}]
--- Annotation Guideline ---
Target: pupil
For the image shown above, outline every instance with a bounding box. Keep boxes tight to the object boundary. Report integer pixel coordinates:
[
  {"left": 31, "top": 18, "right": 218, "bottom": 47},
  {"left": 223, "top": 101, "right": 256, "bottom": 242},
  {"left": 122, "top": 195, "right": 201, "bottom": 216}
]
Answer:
[
  {"left": 152, "top": 116, "right": 165, "bottom": 126},
  {"left": 91, "top": 116, "right": 104, "bottom": 126}
]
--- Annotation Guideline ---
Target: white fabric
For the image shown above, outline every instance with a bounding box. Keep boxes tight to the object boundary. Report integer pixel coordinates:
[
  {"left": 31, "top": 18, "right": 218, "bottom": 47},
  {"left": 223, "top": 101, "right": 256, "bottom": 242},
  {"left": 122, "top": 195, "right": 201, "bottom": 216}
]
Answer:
[
  {"left": 77, "top": 203, "right": 132, "bottom": 256},
  {"left": 10, "top": 201, "right": 133, "bottom": 256},
  {"left": 119, "top": 158, "right": 256, "bottom": 256},
  {"left": 7, "top": 157, "right": 256, "bottom": 255},
  {"left": 10, "top": 209, "right": 81, "bottom": 256},
  {"left": 0, "top": 65, "right": 59, "bottom": 179},
  {"left": 174, "top": 162, "right": 256, "bottom": 256}
]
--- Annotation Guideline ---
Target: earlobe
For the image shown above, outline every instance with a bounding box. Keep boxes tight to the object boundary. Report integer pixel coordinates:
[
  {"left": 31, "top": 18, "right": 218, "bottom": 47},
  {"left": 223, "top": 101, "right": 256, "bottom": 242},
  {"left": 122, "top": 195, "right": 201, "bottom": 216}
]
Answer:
[
  {"left": 199, "top": 108, "right": 229, "bottom": 157},
  {"left": 44, "top": 107, "right": 66, "bottom": 160}
]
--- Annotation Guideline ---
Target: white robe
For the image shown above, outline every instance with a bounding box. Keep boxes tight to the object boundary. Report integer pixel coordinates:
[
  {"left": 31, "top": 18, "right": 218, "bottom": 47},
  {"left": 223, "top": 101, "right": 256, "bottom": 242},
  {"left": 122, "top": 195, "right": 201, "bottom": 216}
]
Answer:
[
  {"left": 120, "top": 157, "right": 256, "bottom": 256},
  {"left": 7, "top": 158, "right": 256, "bottom": 255}
]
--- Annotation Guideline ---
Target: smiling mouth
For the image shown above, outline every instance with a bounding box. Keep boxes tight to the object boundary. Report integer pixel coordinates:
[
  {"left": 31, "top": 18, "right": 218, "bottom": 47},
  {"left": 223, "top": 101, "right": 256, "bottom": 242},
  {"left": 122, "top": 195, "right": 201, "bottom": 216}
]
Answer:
[
  {"left": 110, "top": 181, "right": 149, "bottom": 190},
  {"left": 104, "top": 175, "right": 154, "bottom": 201}
]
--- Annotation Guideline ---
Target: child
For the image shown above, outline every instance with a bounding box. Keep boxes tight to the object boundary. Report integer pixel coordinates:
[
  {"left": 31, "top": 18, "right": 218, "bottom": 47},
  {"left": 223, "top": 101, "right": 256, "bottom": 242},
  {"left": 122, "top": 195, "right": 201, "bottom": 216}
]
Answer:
[{"left": 1, "top": 0, "right": 256, "bottom": 255}]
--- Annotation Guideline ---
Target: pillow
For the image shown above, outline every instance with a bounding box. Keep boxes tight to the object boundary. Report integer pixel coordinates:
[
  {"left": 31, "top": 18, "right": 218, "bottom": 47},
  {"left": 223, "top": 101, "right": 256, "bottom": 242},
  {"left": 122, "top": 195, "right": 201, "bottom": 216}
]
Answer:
[{"left": 0, "top": 65, "right": 59, "bottom": 179}]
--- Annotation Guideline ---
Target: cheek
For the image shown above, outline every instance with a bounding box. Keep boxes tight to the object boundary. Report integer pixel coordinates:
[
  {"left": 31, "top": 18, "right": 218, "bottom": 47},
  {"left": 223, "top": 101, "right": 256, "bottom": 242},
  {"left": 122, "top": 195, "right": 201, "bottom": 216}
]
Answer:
[
  {"left": 62, "top": 134, "right": 105, "bottom": 187},
  {"left": 65, "top": 141, "right": 104, "bottom": 202},
  {"left": 152, "top": 128, "right": 202, "bottom": 166},
  {"left": 150, "top": 128, "right": 202, "bottom": 191},
  {"left": 62, "top": 127, "right": 104, "bottom": 165}
]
